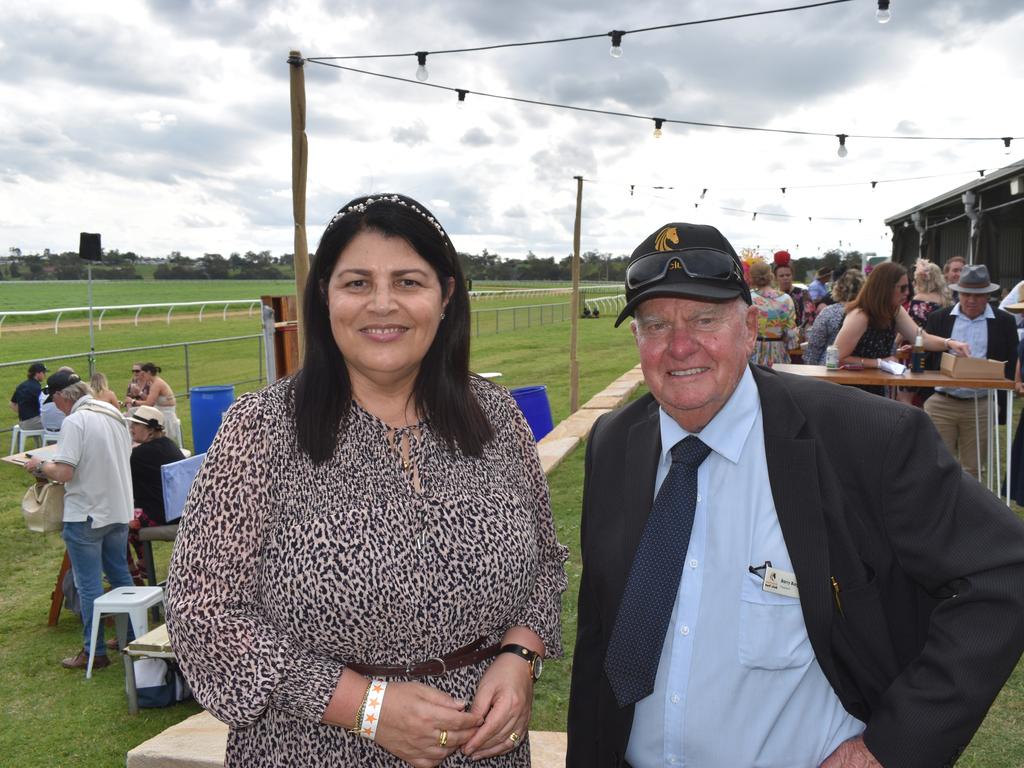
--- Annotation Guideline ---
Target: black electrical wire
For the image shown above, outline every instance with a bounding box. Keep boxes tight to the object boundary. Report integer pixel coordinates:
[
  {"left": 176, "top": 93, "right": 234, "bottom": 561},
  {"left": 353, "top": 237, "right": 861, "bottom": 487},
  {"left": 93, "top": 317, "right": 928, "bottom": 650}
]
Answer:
[
  {"left": 304, "top": 60, "right": 1023, "bottom": 144},
  {"left": 305, "top": 0, "right": 855, "bottom": 60}
]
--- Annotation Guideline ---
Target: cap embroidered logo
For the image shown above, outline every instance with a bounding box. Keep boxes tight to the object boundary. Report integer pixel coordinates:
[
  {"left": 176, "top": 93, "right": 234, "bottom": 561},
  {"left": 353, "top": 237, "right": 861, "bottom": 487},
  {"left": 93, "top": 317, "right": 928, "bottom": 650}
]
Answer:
[{"left": 655, "top": 226, "right": 679, "bottom": 251}]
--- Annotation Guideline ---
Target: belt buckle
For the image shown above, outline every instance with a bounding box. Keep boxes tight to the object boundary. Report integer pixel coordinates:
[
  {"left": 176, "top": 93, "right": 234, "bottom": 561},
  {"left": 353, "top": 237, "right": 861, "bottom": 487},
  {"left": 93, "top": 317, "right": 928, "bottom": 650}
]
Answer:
[{"left": 428, "top": 656, "right": 447, "bottom": 677}]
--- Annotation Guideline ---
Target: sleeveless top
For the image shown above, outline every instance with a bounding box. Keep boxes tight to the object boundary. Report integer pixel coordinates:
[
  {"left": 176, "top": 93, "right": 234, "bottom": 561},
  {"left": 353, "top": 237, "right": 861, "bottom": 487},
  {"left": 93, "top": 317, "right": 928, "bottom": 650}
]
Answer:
[{"left": 852, "top": 323, "right": 896, "bottom": 360}]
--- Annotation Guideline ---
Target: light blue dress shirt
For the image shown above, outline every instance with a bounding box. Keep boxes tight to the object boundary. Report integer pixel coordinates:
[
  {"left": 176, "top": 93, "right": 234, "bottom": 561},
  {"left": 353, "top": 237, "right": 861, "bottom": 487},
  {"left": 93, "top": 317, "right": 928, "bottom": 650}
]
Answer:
[
  {"left": 625, "top": 367, "right": 864, "bottom": 768},
  {"left": 937, "top": 303, "right": 993, "bottom": 400}
]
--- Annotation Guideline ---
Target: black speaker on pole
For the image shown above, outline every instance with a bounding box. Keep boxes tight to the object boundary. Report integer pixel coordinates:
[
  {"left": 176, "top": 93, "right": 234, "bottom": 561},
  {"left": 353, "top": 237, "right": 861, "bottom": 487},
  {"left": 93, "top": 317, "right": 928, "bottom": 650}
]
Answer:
[{"left": 79, "top": 232, "right": 102, "bottom": 261}]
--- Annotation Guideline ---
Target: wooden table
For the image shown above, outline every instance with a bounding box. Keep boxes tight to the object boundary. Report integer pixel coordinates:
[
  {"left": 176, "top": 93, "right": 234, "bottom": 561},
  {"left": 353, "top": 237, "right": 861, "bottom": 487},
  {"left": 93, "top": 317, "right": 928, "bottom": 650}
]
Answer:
[{"left": 774, "top": 364, "right": 1015, "bottom": 504}]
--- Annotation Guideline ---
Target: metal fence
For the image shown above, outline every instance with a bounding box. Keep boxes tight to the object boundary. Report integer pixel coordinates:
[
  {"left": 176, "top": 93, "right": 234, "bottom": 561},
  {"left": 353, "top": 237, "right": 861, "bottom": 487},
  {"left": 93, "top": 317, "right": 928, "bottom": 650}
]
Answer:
[
  {"left": 0, "top": 300, "right": 263, "bottom": 336},
  {"left": 1, "top": 334, "right": 266, "bottom": 441},
  {"left": 468, "top": 295, "right": 625, "bottom": 336}
]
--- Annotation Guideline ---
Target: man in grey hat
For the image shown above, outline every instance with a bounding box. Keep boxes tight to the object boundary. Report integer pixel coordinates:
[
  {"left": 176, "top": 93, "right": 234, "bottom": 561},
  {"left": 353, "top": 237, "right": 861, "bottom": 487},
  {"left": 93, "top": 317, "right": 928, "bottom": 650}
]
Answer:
[
  {"left": 567, "top": 224, "right": 1024, "bottom": 768},
  {"left": 923, "top": 263, "right": 1018, "bottom": 480}
]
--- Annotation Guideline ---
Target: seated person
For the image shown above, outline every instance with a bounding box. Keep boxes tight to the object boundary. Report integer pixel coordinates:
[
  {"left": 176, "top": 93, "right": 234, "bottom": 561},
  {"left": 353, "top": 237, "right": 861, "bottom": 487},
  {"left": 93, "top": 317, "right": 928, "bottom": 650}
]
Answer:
[
  {"left": 126, "top": 406, "right": 186, "bottom": 558},
  {"left": 40, "top": 369, "right": 78, "bottom": 432}
]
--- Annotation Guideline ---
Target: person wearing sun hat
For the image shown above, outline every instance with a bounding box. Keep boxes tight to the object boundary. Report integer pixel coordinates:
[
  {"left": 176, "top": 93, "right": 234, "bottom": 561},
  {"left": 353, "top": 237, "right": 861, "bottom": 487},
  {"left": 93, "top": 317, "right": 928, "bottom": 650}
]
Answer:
[
  {"left": 923, "top": 263, "right": 1018, "bottom": 480},
  {"left": 568, "top": 221, "right": 1024, "bottom": 768},
  {"left": 127, "top": 405, "right": 186, "bottom": 528}
]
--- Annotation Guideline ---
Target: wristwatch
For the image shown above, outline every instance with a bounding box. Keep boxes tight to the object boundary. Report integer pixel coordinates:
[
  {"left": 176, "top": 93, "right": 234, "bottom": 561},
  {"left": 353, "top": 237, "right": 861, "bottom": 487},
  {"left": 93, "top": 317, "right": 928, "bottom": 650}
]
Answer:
[{"left": 499, "top": 644, "right": 543, "bottom": 681}]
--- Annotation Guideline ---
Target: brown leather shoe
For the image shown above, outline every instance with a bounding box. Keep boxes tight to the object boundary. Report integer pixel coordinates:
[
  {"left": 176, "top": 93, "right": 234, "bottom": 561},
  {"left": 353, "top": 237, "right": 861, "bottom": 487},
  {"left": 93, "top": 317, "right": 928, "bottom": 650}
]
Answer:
[{"left": 62, "top": 650, "right": 110, "bottom": 670}]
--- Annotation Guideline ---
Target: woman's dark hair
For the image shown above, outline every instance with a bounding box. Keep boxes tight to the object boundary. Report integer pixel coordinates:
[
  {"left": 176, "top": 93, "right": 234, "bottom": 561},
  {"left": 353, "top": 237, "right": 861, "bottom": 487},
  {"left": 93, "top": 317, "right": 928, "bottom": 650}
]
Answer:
[
  {"left": 140, "top": 363, "right": 162, "bottom": 375},
  {"left": 848, "top": 261, "right": 907, "bottom": 329},
  {"left": 292, "top": 193, "right": 494, "bottom": 463}
]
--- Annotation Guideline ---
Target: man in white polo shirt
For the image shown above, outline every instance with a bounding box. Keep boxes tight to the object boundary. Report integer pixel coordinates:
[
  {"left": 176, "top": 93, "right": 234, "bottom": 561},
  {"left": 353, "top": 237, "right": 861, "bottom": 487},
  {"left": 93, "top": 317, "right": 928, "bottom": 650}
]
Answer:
[{"left": 24, "top": 372, "right": 135, "bottom": 670}]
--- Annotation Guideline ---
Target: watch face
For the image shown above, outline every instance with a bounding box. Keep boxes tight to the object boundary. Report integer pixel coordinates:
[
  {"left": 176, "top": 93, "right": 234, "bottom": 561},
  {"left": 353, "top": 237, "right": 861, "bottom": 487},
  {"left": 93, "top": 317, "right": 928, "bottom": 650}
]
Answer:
[{"left": 532, "top": 655, "right": 543, "bottom": 681}]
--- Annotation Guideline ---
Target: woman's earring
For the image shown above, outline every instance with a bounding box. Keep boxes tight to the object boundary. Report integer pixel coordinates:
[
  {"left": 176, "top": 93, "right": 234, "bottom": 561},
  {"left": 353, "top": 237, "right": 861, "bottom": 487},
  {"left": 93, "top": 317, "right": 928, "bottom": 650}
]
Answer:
[{"left": 440, "top": 312, "right": 446, "bottom": 320}]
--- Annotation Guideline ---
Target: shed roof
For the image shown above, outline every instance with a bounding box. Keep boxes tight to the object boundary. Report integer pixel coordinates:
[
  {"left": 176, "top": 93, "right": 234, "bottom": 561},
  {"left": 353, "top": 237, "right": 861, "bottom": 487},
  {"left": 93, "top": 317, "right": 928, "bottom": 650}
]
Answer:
[{"left": 884, "top": 158, "right": 1024, "bottom": 225}]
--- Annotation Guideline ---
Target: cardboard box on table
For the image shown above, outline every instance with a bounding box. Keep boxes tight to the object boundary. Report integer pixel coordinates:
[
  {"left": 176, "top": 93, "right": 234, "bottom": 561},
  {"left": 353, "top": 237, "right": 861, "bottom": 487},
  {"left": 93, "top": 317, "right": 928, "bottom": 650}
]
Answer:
[{"left": 940, "top": 352, "right": 1006, "bottom": 379}]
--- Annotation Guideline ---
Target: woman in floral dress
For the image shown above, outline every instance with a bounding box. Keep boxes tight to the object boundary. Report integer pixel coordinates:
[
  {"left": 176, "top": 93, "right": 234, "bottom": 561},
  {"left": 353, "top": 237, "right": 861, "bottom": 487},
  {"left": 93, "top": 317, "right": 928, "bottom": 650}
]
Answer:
[{"left": 748, "top": 260, "right": 796, "bottom": 367}]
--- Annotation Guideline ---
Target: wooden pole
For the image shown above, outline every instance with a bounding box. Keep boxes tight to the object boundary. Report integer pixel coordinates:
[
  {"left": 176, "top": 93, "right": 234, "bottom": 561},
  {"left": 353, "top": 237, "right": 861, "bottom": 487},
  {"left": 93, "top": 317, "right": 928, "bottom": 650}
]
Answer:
[
  {"left": 288, "top": 50, "right": 310, "bottom": 358},
  {"left": 570, "top": 176, "right": 583, "bottom": 413}
]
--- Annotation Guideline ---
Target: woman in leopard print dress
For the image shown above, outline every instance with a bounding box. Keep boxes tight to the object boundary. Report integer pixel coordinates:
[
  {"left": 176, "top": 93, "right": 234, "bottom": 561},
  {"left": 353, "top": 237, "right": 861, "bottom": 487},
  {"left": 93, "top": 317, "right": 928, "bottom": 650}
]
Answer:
[{"left": 167, "top": 194, "right": 567, "bottom": 767}]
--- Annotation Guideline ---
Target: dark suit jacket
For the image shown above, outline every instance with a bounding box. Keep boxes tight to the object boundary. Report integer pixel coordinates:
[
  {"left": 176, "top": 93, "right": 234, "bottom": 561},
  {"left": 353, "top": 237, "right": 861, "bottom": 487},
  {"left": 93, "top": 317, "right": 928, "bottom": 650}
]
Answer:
[
  {"left": 567, "top": 365, "right": 1024, "bottom": 768},
  {"left": 922, "top": 305, "right": 1018, "bottom": 422}
]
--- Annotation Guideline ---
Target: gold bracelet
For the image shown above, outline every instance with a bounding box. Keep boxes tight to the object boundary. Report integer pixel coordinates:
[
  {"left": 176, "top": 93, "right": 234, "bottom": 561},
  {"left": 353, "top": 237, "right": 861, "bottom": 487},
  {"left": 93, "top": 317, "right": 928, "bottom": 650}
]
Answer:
[{"left": 347, "top": 680, "right": 373, "bottom": 734}]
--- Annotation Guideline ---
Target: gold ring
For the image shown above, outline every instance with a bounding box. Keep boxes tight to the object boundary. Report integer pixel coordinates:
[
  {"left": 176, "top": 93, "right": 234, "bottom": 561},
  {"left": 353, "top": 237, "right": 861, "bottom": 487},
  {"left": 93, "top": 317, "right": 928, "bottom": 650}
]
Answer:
[
  {"left": 508, "top": 731, "right": 520, "bottom": 744},
  {"left": 438, "top": 729, "right": 448, "bottom": 747}
]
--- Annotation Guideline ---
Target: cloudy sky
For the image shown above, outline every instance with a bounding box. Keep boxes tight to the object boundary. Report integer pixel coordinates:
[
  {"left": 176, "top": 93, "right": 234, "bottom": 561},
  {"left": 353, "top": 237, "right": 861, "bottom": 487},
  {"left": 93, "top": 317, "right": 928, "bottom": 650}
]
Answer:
[{"left": 1, "top": 0, "right": 1022, "bottom": 264}]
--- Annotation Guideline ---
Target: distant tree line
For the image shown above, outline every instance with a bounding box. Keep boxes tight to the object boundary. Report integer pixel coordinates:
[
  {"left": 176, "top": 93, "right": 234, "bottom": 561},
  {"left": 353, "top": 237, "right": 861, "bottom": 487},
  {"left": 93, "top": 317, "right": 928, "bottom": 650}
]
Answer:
[
  {"left": 0, "top": 248, "right": 295, "bottom": 280},
  {"left": 0, "top": 246, "right": 869, "bottom": 285}
]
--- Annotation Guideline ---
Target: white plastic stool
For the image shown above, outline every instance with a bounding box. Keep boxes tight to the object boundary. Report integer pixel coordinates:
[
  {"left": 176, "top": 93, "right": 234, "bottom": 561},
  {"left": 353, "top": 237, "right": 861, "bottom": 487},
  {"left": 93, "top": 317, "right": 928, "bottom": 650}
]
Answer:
[
  {"left": 86, "top": 586, "right": 165, "bottom": 678},
  {"left": 10, "top": 425, "right": 45, "bottom": 454},
  {"left": 42, "top": 429, "right": 61, "bottom": 446}
]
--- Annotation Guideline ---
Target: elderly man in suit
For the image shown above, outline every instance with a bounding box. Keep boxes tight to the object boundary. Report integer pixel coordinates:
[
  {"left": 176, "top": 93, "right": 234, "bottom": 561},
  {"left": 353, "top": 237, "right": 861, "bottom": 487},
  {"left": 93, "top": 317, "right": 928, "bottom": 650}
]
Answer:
[
  {"left": 922, "top": 263, "right": 1018, "bottom": 480},
  {"left": 566, "top": 222, "right": 1024, "bottom": 768}
]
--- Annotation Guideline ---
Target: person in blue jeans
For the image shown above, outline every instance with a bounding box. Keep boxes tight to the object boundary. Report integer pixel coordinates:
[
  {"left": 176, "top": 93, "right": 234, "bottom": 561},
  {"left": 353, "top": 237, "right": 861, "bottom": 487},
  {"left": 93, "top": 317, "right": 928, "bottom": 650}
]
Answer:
[{"left": 24, "top": 372, "right": 135, "bottom": 670}]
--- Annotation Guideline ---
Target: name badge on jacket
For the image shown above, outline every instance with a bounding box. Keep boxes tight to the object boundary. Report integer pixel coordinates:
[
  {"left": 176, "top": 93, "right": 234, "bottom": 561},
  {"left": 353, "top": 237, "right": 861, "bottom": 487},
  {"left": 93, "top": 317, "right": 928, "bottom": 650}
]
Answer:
[{"left": 762, "top": 566, "right": 799, "bottom": 599}]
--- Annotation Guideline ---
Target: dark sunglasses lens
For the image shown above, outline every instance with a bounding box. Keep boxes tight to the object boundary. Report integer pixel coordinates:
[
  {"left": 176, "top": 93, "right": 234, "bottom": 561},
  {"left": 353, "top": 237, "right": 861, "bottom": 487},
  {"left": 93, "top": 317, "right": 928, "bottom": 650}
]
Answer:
[
  {"left": 680, "top": 250, "right": 737, "bottom": 280},
  {"left": 626, "top": 255, "right": 671, "bottom": 289}
]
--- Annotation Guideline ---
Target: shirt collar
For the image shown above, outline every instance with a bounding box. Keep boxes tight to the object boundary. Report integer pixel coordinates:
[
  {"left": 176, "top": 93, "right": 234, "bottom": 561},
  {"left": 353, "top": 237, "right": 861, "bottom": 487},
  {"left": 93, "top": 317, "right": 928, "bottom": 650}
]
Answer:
[
  {"left": 951, "top": 302, "right": 995, "bottom": 320},
  {"left": 658, "top": 366, "right": 759, "bottom": 466}
]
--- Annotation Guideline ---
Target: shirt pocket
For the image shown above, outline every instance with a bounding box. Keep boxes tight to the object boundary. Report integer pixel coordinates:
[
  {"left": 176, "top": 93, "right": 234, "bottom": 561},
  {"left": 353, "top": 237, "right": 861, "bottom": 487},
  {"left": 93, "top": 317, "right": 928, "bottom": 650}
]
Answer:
[{"left": 738, "top": 574, "right": 815, "bottom": 670}]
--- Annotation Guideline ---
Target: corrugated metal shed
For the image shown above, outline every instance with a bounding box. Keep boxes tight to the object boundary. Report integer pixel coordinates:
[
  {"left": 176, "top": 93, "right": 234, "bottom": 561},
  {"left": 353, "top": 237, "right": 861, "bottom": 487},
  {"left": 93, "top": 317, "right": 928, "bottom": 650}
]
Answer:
[{"left": 885, "top": 159, "right": 1024, "bottom": 289}]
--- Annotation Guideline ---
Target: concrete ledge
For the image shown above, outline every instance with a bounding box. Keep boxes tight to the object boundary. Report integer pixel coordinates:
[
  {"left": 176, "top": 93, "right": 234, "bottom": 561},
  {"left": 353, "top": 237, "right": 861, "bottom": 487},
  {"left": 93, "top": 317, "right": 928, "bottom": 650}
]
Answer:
[
  {"left": 127, "top": 712, "right": 226, "bottom": 768},
  {"left": 537, "top": 435, "right": 580, "bottom": 474},
  {"left": 127, "top": 711, "right": 567, "bottom": 767}
]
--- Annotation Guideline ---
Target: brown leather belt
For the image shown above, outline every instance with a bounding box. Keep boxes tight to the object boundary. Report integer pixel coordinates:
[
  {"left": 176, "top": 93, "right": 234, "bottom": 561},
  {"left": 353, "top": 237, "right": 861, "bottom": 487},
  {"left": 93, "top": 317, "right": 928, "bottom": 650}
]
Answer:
[{"left": 347, "top": 637, "right": 500, "bottom": 678}]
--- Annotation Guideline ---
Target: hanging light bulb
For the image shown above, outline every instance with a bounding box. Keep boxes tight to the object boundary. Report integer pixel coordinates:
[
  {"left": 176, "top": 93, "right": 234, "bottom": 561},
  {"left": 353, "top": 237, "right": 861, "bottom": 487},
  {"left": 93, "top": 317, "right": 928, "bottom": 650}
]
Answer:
[
  {"left": 876, "top": 0, "right": 891, "bottom": 23},
  {"left": 653, "top": 118, "right": 664, "bottom": 139},
  {"left": 456, "top": 89, "right": 468, "bottom": 107},
  {"left": 609, "top": 30, "right": 625, "bottom": 58},
  {"left": 1003, "top": 137, "right": 1013, "bottom": 155},
  {"left": 836, "top": 133, "right": 849, "bottom": 158},
  {"left": 415, "top": 52, "right": 429, "bottom": 82}
]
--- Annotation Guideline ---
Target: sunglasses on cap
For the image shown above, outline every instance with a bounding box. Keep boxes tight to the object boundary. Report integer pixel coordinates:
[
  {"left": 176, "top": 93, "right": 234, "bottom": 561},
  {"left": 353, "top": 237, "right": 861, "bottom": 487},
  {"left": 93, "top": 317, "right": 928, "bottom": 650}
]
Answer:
[{"left": 625, "top": 248, "right": 744, "bottom": 293}]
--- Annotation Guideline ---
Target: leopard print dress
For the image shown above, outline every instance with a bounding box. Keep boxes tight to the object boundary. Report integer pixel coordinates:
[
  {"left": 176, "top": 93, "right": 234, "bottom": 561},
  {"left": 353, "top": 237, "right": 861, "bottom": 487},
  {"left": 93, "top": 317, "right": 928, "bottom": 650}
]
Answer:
[{"left": 166, "top": 377, "right": 568, "bottom": 767}]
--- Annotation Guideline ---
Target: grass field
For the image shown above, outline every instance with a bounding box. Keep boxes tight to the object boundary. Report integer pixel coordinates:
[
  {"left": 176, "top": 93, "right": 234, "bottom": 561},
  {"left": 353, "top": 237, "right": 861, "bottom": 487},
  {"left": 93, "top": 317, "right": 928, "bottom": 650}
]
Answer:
[{"left": 2, "top": 282, "right": 1023, "bottom": 766}]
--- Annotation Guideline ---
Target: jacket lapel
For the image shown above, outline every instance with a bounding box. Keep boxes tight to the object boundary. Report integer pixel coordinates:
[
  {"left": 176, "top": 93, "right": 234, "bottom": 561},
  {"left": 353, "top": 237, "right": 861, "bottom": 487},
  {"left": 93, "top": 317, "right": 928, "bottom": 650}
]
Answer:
[
  {"left": 752, "top": 367, "right": 839, "bottom": 683},
  {"left": 621, "top": 396, "right": 662, "bottom": 571}
]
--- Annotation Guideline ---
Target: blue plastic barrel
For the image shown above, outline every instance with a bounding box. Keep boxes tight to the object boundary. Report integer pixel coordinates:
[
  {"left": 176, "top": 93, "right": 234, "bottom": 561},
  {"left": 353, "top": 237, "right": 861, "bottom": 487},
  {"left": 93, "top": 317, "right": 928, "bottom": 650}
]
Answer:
[
  {"left": 510, "top": 385, "right": 554, "bottom": 441},
  {"left": 190, "top": 385, "right": 235, "bottom": 454}
]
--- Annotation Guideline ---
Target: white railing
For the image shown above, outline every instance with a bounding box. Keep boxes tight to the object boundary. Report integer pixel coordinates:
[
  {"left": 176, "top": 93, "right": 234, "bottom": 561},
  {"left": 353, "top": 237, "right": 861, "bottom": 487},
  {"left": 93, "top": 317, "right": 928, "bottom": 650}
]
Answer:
[
  {"left": 584, "top": 294, "right": 626, "bottom": 312},
  {"left": 0, "top": 300, "right": 263, "bottom": 336}
]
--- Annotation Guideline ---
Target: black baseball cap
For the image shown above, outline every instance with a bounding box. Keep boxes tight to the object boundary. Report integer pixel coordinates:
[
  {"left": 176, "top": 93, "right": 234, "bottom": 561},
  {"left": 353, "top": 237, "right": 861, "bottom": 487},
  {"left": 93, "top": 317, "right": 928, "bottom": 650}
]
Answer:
[
  {"left": 615, "top": 222, "right": 751, "bottom": 326},
  {"left": 44, "top": 371, "right": 80, "bottom": 403},
  {"left": 28, "top": 362, "right": 48, "bottom": 376}
]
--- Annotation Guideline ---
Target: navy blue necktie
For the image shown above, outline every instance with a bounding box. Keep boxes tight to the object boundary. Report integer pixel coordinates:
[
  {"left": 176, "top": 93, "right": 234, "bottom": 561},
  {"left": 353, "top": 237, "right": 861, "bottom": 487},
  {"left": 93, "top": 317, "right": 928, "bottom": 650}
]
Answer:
[{"left": 604, "top": 435, "right": 712, "bottom": 708}]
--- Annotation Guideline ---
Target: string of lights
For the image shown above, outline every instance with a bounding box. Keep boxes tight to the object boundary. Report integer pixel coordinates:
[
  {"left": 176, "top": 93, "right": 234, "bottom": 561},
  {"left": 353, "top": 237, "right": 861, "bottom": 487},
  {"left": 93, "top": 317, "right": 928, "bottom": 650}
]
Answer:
[
  {"left": 594, "top": 167, "right": 1001, "bottom": 196},
  {"left": 617, "top": 185, "right": 869, "bottom": 223},
  {"left": 303, "top": 60, "right": 1022, "bottom": 156},
  {"left": 306, "top": 0, "right": 856, "bottom": 77}
]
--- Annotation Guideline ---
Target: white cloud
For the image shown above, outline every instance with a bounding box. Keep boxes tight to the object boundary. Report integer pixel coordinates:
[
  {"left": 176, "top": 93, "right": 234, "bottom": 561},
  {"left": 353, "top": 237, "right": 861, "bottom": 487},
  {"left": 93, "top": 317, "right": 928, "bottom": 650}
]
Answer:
[
  {"left": 137, "top": 110, "right": 179, "bottom": 132},
  {"left": 0, "top": 0, "right": 1021, "bottom": 261}
]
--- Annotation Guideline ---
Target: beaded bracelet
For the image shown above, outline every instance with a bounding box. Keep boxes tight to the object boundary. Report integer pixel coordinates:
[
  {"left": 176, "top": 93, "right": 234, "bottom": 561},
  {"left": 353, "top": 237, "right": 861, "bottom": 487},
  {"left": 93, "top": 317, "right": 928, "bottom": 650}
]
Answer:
[{"left": 352, "top": 678, "right": 388, "bottom": 741}]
